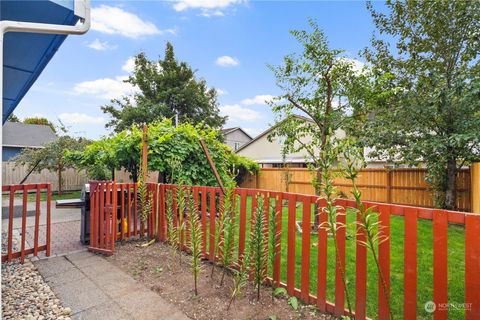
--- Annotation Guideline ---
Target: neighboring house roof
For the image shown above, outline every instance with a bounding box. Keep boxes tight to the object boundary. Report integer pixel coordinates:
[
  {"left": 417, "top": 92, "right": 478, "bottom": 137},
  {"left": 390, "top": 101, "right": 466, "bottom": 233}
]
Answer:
[
  {"left": 2, "top": 122, "right": 57, "bottom": 148},
  {"left": 235, "top": 114, "right": 313, "bottom": 153},
  {"left": 221, "top": 127, "right": 253, "bottom": 140}
]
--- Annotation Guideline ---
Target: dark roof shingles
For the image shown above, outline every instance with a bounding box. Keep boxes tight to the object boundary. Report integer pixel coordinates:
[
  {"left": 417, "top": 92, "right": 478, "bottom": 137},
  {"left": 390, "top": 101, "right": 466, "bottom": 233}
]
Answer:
[{"left": 2, "top": 122, "right": 57, "bottom": 148}]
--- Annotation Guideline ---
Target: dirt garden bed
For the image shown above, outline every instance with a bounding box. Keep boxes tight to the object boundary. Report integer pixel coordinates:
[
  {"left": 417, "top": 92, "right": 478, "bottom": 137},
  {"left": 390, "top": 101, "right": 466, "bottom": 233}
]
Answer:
[{"left": 107, "top": 240, "right": 335, "bottom": 320}]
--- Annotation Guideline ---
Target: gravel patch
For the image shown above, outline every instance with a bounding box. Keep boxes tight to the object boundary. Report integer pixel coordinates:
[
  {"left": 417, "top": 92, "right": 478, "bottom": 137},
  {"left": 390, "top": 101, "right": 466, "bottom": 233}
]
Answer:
[
  {"left": 1, "top": 230, "right": 20, "bottom": 255},
  {"left": 2, "top": 260, "right": 72, "bottom": 320}
]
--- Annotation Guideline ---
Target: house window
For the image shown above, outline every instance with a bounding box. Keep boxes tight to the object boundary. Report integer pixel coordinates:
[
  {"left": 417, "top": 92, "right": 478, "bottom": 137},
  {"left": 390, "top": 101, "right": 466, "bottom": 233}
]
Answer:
[{"left": 234, "top": 142, "right": 241, "bottom": 150}]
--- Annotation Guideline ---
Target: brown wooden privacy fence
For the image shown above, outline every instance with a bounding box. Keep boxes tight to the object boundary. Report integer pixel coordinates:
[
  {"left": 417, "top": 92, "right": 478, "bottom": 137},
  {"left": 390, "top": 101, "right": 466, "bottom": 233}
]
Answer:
[
  {"left": 240, "top": 167, "right": 472, "bottom": 211},
  {"left": 2, "top": 162, "right": 88, "bottom": 192},
  {"left": 90, "top": 181, "right": 479, "bottom": 319},
  {"left": 2, "top": 184, "right": 51, "bottom": 263}
]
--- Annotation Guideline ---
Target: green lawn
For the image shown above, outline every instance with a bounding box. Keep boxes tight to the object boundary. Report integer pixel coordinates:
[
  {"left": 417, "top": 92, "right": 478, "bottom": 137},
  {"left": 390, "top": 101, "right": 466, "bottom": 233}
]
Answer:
[
  {"left": 2, "top": 190, "right": 81, "bottom": 202},
  {"left": 204, "top": 195, "right": 465, "bottom": 320}
]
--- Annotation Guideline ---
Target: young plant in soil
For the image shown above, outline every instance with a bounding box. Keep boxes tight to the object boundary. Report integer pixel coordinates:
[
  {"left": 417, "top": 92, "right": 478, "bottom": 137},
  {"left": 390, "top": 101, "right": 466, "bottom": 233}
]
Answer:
[
  {"left": 187, "top": 190, "right": 203, "bottom": 296},
  {"left": 343, "top": 145, "right": 393, "bottom": 320},
  {"left": 211, "top": 183, "right": 234, "bottom": 279},
  {"left": 251, "top": 194, "right": 268, "bottom": 301},
  {"left": 165, "top": 189, "right": 179, "bottom": 266},
  {"left": 228, "top": 243, "right": 251, "bottom": 310},
  {"left": 268, "top": 203, "right": 282, "bottom": 301},
  {"left": 175, "top": 183, "right": 187, "bottom": 265},
  {"left": 218, "top": 192, "right": 238, "bottom": 286}
]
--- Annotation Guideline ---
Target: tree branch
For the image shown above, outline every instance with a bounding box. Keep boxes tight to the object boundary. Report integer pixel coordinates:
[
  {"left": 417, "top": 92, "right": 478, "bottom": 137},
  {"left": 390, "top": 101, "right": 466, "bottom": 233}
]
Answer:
[{"left": 286, "top": 96, "right": 323, "bottom": 130}]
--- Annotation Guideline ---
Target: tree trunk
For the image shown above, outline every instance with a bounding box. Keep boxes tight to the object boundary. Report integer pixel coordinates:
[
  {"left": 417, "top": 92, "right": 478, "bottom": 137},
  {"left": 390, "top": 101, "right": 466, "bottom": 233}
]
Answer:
[
  {"left": 111, "top": 167, "right": 115, "bottom": 181},
  {"left": 58, "top": 167, "right": 63, "bottom": 195},
  {"left": 158, "top": 171, "right": 166, "bottom": 183},
  {"left": 444, "top": 157, "right": 457, "bottom": 210}
]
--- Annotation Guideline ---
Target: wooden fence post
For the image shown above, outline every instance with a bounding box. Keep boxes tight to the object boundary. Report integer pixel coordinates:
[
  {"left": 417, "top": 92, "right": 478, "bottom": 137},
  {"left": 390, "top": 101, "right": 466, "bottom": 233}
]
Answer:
[
  {"left": 386, "top": 168, "right": 393, "bottom": 204},
  {"left": 472, "top": 163, "right": 480, "bottom": 214},
  {"left": 142, "top": 124, "right": 148, "bottom": 181}
]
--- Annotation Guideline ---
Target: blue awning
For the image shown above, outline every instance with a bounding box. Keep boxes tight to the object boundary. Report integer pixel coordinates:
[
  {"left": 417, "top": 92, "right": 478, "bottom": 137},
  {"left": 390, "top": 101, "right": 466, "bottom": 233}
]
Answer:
[{"left": 1, "top": 0, "right": 81, "bottom": 123}]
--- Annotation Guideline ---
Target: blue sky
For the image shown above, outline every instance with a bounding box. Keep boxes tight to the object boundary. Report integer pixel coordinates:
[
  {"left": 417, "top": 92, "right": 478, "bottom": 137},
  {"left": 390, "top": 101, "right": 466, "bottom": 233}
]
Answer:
[{"left": 15, "top": 0, "right": 379, "bottom": 139}]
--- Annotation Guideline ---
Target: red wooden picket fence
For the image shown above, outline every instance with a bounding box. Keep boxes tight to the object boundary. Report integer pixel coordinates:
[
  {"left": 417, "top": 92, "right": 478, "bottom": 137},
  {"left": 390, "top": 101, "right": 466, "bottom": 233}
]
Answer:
[
  {"left": 2, "top": 183, "right": 51, "bottom": 263},
  {"left": 90, "top": 182, "right": 480, "bottom": 319},
  {"left": 88, "top": 181, "right": 159, "bottom": 254}
]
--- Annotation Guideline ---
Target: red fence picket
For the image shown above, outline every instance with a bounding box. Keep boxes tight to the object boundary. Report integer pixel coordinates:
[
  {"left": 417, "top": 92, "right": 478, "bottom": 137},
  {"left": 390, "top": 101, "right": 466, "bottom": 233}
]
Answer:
[
  {"left": 300, "top": 195, "right": 312, "bottom": 302},
  {"left": 96, "top": 182, "right": 480, "bottom": 320},
  {"left": 317, "top": 197, "right": 328, "bottom": 313},
  {"left": 378, "top": 204, "right": 391, "bottom": 320},
  {"left": 286, "top": 193, "right": 297, "bottom": 296},
  {"left": 404, "top": 207, "right": 418, "bottom": 319},
  {"left": 433, "top": 209, "right": 448, "bottom": 320},
  {"left": 2, "top": 184, "right": 51, "bottom": 263},
  {"left": 88, "top": 181, "right": 117, "bottom": 255},
  {"left": 355, "top": 203, "right": 367, "bottom": 320},
  {"left": 465, "top": 214, "right": 480, "bottom": 319}
]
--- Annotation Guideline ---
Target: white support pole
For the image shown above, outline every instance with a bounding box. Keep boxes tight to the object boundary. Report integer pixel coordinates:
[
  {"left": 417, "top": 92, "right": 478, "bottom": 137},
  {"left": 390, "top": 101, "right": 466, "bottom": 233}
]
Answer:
[{"left": 0, "top": 0, "right": 90, "bottom": 244}]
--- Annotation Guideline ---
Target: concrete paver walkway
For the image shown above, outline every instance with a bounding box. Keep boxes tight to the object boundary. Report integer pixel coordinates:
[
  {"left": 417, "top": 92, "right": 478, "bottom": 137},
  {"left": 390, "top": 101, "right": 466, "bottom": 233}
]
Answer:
[{"left": 34, "top": 251, "right": 188, "bottom": 320}]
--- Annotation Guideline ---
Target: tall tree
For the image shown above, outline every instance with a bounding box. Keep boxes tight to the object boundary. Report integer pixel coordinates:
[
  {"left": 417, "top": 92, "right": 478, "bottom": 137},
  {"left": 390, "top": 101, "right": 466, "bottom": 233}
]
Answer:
[
  {"left": 268, "top": 19, "right": 361, "bottom": 213},
  {"left": 102, "top": 42, "right": 226, "bottom": 132},
  {"left": 7, "top": 114, "right": 20, "bottom": 122},
  {"left": 15, "top": 136, "right": 89, "bottom": 194},
  {"left": 23, "top": 117, "right": 56, "bottom": 133},
  {"left": 360, "top": 1, "right": 480, "bottom": 210}
]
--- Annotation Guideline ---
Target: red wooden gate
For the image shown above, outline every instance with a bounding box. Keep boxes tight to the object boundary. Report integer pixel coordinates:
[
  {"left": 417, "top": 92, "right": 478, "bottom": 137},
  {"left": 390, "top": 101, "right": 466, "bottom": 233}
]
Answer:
[
  {"left": 2, "top": 183, "right": 51, "bottom": 263},
  {"left": 88, "top": 181, "right": 117, "bottom": 255}
]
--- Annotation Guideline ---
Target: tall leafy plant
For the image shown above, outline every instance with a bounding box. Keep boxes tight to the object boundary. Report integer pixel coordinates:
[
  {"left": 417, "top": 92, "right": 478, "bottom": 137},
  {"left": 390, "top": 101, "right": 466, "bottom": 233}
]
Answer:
[
  {"left": 228, "top": 243, "right": 251, "bottom": 310},
  {"left": 165, "top": 189, "right": 179, "bottom": 266},
  {"left": 343, "top": 144, "right": 392, "bottom": 320},
  {"left": 211, "top": 182, "right": 235, "bottom": 278},
  {"left": 268, "top": 19, "right": 362, "bottom": 225},
  {"left": 318, "top": 140, "right": 353, "bottom": 316},
  {"left": 251, "top": 194, "right": 268, "bottom": 301},
  {"left": 175, "top": 183, "right": 187, "bottom": 265},
  {"left": 138, "top": 161, "right": 152, "bottom": 239},
  {"left": 187, "top": 189, "right": 203, "bottom": 295},
  {"left": 268, "top": 203, "right": 282, "bottom": 301},
  {"left": 218, "top": 193, "right": 237, "bottom": 286}
]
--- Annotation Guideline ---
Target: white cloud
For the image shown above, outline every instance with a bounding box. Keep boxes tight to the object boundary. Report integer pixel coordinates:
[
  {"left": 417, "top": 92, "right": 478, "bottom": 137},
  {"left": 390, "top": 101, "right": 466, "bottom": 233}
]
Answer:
[
  {"left": 241, "top": 94, "right": 274, "bottom": 105},
  {"left": 216, "top": 55, "right": 239, "bottom": 67},
  {"left": 91, "top": 5, "right": 175, "bottom": 38},
  {"left": 219, "top": 104, "right": 262, "bottom": 121},
  {"left": 88, "top": 38, "right": 117, "bottom": 51},
  {"left": 199, "top": 10, "right": 225, "bottom": 17},
  {"left": 73, "top": 76, "right": 136, "bottom": 100},
  {"left": 216, "top": 88, "right": 228, "bottom": 95},
  {"left": 58, "top": 113, "right": 105, "bottom": 125},
  {"left": 339, "top": 57, "right": 366, "bottom": 74},
  {"left": 122, "top": 57, "right": 136, "bottom": 73},
  {"left": 173, "top": 0, "right": 242, "bottom": 12}
]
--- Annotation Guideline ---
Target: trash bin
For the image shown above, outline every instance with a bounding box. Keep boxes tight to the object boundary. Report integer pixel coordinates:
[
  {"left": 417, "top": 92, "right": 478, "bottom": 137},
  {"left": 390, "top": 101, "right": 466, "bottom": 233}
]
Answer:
[
  {"left": 56, "top": 183, "right": 127, "bottom": 245},
  {"left": 80, "top": 183, "right": 90, "bottom": 245}
]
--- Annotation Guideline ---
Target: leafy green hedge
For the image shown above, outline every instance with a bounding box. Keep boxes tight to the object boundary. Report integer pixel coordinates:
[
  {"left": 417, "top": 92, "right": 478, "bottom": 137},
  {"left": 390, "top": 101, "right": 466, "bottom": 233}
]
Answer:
[{"left": 66, "top": 119, "right": 258, "bottom": 185}]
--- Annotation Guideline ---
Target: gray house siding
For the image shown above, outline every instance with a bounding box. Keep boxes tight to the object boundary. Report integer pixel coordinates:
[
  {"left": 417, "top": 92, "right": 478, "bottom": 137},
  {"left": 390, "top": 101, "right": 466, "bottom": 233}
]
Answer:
[{"left": 223, "top": 128, "right": 252, "bottom": 150}]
